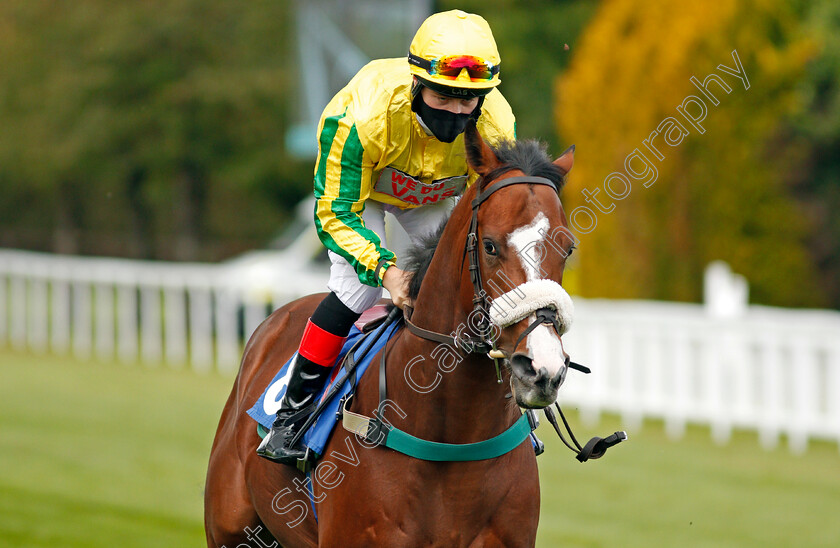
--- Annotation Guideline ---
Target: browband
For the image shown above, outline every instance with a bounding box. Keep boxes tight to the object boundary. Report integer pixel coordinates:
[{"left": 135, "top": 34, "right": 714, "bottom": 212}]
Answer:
[{"left": 472, "top": 176, "right": 556, "bottom": 208}]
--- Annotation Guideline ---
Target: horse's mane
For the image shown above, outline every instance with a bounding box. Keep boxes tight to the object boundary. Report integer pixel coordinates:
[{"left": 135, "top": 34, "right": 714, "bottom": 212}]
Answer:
[
  {"left": 483, "top": 138, "right": 567, "bottom": 191},
  {"left": 404, "top": 138, "right": 565, "bottom": 300},
  {"left": 405, "top": 220, "right": 448, "bottom": 300}
]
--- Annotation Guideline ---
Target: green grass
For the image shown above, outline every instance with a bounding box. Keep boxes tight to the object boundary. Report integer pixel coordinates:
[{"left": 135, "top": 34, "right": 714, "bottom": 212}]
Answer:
[
  {"left": 1, "top": 349, "right": 839, "bottom": 547},
  {"left": 0, "top": 350, "right": 232, "bottom": 547},
  {"left": 536, "top": 416, "right": 840, "bottom": 547}
]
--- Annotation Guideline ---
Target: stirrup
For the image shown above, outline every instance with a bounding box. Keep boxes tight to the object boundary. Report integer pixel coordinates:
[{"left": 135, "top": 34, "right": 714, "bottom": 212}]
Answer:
[{"left": 257, "top": 421, "right": 307, "bottom": 463}]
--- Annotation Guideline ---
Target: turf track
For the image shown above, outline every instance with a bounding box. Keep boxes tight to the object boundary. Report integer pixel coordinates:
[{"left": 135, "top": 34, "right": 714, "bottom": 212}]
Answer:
[{"left": 1, "top": 349, "right": 838, "bottom": 547}]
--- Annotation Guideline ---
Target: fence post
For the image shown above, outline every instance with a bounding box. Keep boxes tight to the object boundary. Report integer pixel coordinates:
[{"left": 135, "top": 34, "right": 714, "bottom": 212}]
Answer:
[
  {"left": 578, "top": 322, "right": 606, "bottom": 426},
  {"left": 117, "top": 275, "right": 139, "bottom": 363},
  {"left": 51, "top": 264, "right": 71, "bottom": 354},
  {"left": 704, "top": 262, "right": 748, "bottom": 445},
  {"left": 790, "top": 338, "right": 816, "bottom": 454},
  {"left": 140, "top": 284, "right": 163, "bottom": 364},
  {"left": 0, "top": 261, "right": 6, "bottom": 345},
  {"left": 164, "top": 284, "right": 188, "bottom": 367},
  {"left": 666, "top": 328, "right": 690, "bottom": 440},
  {"left": 829, "top": 339, "right": 840, "bottom": 453},
  {"left": 704, "top": 261, "right": 748, "bottom": 319},
  {"left": 244, "top": 301, "right": 268, "bottom": 345},
  {"left": 758, "top": 331, "right": 782, "bottom": 450},
  {"left": 29, "top": 261, "right": 49, "bottom": 354},
  {"left": 10, "top": 263, "right": 27, "bottom": 350},
  {"left": 94, "top": 279, "right": 115, "bottom": 361},
  {"left": 72, "top": 275, "right": 93, "bottom": 360},
  {"left": 188, "top": 277, "right": 214, "bottom": 372},
  {"left": 215, "top": 287, "right": 240, "bottom": 374}
]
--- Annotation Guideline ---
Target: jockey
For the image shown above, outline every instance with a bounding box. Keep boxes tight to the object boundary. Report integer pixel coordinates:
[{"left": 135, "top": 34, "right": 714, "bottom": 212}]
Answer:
[{"left": 258, "top": 9, "right": 516, "bottom": 463}]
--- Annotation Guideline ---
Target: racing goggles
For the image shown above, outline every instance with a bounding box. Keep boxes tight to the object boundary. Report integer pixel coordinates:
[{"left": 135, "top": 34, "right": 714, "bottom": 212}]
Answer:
[{"left": 408, "top": 53, "right": 499, "bottom": 82}]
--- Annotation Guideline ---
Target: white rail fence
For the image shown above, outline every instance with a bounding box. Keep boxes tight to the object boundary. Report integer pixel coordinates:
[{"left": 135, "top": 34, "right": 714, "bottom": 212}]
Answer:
[
  {"left": 0, "top": 248, "right": 329, "bottom": 374},
  {"left": 2, "top": 249, "right": 839, "bottom": 453},
  {"left": 562, "top": 298, "right": 840, "bottom": 454}
]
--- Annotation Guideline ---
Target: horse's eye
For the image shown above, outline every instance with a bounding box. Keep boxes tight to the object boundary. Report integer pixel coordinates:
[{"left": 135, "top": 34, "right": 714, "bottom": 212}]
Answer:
[
  {"left": 567, "top": 245, "right": 576, "bottom": 257},
  {"left": 483, "top": 239, "right": 498, "bottom": 256}
]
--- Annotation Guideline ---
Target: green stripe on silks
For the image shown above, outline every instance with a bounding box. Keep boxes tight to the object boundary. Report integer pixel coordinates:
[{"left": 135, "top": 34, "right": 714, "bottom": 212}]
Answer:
[
  {"left": 383, "top": 413, "right": 533, "bottom": 461},
  {"left": 337, "top": 123, "right": 363, "bottom": 201},
  {"left": 313, "top": 112, "right": 396, "bottom": 286},
  {"left": 314, "top": 111, "right": 346, "bottom": 195}
]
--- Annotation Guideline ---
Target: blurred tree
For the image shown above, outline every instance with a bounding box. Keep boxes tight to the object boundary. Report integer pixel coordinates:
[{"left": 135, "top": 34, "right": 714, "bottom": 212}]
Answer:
[
  {"left": 555, "top": 0, "right": 823, "bottom": 307},
  {"left": 437, "top": 0, "right": 597, "bottom": 149},
  {"left": 789, "top": 0, "right": 840, "bottom": 308},
  {"left": 0, "top": 0, "right": 312, "bottom": 260},
  {"left": 0, "top": 0, "right": 599, "bottom": 261}
]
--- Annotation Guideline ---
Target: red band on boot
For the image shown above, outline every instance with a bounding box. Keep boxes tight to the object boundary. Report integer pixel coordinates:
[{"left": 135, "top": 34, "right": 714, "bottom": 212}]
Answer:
[{"left": 298, "top": 320, "right": 346, "bottom": 367}]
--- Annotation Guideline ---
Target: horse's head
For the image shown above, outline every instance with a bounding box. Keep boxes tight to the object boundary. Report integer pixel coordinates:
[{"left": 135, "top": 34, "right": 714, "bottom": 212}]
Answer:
[{"left": 463, "top": 121, "right": 576, "bottom": 408}]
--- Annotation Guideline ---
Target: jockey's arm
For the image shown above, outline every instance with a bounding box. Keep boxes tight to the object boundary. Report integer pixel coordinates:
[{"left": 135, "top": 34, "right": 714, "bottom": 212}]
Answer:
[{"left": 313, "top": 109, "right": 397, "bottom": 289}]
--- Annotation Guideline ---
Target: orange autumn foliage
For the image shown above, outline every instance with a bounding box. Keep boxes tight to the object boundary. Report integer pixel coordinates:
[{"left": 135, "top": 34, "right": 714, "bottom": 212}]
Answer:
[{"left": 555, "top": 0, "right": 822, "bottom": 307}]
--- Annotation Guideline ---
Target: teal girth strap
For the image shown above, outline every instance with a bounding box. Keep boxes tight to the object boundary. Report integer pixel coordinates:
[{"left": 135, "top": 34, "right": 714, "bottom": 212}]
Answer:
[
  {"left": 342, "top": 399, "right": 537, "bottom": 462},
  {"left": 387, "top": 412, "right": 533, "bottom": 461}
]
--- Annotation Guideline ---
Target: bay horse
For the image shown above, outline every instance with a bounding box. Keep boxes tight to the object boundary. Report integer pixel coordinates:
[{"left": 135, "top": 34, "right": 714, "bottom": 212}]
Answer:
[{"left": 205, "top": 121, "right": 577, "bottom": 547}]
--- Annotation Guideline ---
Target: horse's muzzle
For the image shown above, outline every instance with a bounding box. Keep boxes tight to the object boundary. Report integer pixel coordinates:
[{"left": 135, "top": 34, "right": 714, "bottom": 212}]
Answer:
[{"left": 509, "top": 351, "right": 566, "bottom": 408}]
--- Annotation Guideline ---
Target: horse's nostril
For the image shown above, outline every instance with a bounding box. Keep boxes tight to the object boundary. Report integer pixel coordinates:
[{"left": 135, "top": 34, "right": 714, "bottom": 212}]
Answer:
[{"left": 510, "top": 352, "right": 535, "bottom": 379}]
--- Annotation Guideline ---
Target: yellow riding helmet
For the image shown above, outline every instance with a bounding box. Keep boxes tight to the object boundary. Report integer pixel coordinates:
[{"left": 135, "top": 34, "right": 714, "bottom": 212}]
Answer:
[{"left": 408, "top": 10, "right": 501, "bottom": 96}]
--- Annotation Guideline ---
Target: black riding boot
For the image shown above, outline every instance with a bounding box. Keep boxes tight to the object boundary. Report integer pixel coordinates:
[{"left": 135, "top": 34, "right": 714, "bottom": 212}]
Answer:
[
  {"left": 256, "top": 355, "right": 332, "bottom": 463},
  {"left": 257, "top": 293, "right": 360, "bottom": 463}
]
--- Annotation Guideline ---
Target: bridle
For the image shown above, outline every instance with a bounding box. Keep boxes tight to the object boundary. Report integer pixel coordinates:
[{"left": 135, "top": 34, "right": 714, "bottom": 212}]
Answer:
[
  {"left": 404, "top": 173, "right": 570, "bottom": 363},
  {"left": 400, "top": 172, "right": 626, "bottom": 462}
]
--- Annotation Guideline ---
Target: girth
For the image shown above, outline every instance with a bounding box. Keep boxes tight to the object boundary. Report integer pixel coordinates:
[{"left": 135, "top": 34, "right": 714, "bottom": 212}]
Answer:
[{"left": 341, "top": 309, "right": 540, "bottom": 462}]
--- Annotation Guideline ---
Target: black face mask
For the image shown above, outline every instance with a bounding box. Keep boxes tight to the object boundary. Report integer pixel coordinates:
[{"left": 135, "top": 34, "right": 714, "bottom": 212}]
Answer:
[{"left": 413, "top": 95, "right": 478, "bottom": 143}]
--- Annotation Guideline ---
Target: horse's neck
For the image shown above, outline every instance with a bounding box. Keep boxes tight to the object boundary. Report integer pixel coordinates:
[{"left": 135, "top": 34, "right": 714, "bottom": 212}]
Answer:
[
  {"left": 385, "top": 222, "right": 517, "bottom": 442},
  {"left": 385, "top": 327, "right": 514, "bottom": 444}
]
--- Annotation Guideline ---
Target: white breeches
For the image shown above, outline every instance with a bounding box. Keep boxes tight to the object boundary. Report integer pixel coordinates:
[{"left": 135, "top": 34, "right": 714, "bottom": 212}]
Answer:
[{"left": 327, "top": 198, "right": 455, "bottom": 313}]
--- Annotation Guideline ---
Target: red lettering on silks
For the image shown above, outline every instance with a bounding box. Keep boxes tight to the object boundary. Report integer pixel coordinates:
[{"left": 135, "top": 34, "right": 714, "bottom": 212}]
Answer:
[
  {"left": 391, "top": 171, "right": 408, "bottom": 185},
  {"left": 406, "top": 179, "right": 417, "bottom": 191},
  {"left": 434, "top": 181, "right": 446, "bottom": 190},
  {"left": 442, "top": 189, "right": 455, "bottom": 198},
  {"left": 422, "top": 195, "right": 440, "bottom": 204},
  {"left": 404, "top": 195, "right": 420, "bottom": 205},
  {"left": 420, "top": 185, "right": 433, "bottom": 194},
  {"left": 391, "top": 181, "right": 409, "bottom": 196}
]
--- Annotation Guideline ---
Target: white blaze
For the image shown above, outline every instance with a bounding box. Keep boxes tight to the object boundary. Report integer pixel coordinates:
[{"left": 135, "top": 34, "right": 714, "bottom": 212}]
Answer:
[
  {"left": 507, "top": 212, "right": 549, "bottom": 282},
  {"left": 507, "top": 212, "right": 565, "bottom": 377}
]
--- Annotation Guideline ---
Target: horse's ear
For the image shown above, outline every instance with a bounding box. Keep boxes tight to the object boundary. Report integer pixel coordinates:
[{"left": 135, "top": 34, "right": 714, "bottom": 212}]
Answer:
[
  {"left": 554, "top": 144, "right": 575, "bottom": 175},
  {"left": 465, "top": 118, "right": 500, "bottom": 176}
]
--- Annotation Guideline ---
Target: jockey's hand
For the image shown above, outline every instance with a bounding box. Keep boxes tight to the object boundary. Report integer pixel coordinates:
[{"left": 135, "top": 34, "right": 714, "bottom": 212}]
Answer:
[{"left": 382, "top": 266, "right": 412, "bottom": 310}]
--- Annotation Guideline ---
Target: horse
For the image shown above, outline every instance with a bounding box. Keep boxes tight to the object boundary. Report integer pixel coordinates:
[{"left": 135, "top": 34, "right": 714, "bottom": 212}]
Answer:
[{"left": 205, "top": 120, "right": 577, "bottom": 547}]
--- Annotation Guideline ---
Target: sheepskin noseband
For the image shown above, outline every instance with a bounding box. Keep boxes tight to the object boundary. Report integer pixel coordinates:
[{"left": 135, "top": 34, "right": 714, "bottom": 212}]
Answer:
[{"left": 488, "top": 279, "right": 574, "bottom": 333}]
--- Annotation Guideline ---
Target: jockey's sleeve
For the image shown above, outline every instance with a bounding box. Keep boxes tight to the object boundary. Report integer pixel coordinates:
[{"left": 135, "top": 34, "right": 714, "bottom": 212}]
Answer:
[{"left": 314, "top": 110, "right": 396, "bottom": 287}]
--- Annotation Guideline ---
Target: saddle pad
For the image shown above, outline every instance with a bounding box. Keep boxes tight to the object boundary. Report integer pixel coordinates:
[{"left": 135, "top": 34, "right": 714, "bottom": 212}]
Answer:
[{"left": 246, "top": 318, "right": 401, "bottom": 456}]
